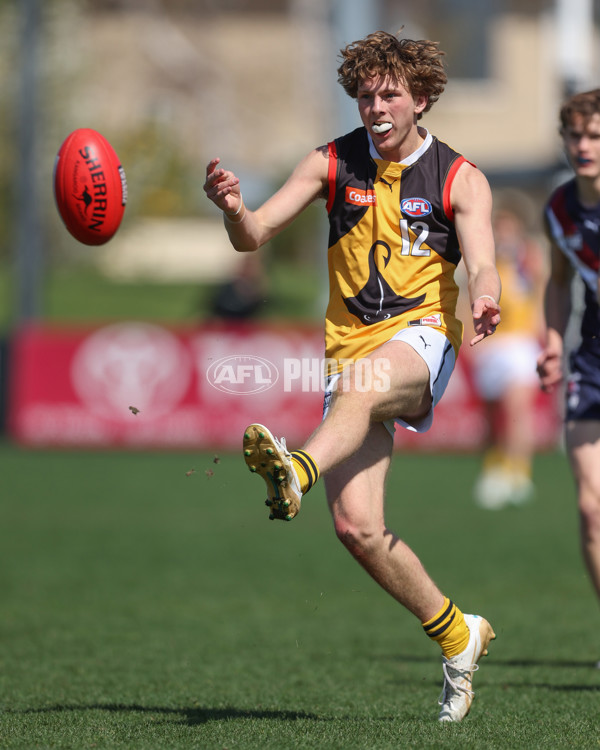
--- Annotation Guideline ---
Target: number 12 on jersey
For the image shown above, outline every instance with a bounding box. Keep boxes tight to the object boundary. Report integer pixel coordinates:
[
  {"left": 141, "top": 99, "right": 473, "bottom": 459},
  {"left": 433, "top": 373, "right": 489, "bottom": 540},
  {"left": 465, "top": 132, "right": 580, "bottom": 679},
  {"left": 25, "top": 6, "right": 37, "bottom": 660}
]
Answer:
[{"left": 400, "top": 220, "right": 430, "bottom": 257}]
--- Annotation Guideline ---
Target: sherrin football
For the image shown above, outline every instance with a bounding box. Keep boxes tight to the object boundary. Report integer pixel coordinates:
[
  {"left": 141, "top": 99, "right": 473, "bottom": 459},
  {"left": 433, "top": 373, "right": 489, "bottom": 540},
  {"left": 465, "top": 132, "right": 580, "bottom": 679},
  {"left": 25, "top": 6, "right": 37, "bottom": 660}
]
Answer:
[{"left": 53, "top": 128, "right": 128, "bottom": 245}]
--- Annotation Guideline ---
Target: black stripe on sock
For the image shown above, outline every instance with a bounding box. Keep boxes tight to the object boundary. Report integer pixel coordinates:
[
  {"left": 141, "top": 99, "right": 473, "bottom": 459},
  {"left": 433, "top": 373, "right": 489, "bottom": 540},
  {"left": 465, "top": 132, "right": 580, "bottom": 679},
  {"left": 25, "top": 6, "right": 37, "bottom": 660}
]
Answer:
[
  {"left": 426, "top": 609, "right": 456, "bottom": 639},
  {"left": 292, "top": 451, "right": 317, "bottom": 490},
  {"left": 295, "top": 450, "right": 318, "bottom": 483},
  {"left": 423, "top": 599, "right": 455, "bottom": 636}
]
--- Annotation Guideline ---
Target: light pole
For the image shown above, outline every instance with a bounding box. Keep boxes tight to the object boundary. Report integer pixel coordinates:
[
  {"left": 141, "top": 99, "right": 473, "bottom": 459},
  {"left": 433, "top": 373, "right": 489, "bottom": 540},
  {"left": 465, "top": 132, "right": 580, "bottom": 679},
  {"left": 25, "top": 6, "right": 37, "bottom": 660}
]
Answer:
[{"left": 15, "top": 0, "right": 44, "bottom": 324}]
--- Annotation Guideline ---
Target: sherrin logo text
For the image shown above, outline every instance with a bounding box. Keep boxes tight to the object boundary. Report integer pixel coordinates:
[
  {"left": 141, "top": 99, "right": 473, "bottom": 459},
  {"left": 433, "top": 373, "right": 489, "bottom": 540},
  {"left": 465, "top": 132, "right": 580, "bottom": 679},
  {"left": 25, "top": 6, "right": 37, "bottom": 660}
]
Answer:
[
  {"left": 346, "top": 187, "right": 377, "bottom": 206},
  {"left": 78, "top": 146, "right": 110, "bottom": 232},
  {"left": 401, "top": 197, "right": 432, "bottom": 217}
]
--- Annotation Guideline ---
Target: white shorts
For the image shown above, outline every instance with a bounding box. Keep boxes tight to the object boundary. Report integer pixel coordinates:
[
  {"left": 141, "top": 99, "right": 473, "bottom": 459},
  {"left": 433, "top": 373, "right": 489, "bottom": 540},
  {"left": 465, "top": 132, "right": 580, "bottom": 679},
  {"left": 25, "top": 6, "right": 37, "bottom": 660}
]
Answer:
[
  {"left": 323, "top": 326, "right": 456, "bottom": 435},
  {"left": 471, "top": 335, "right": 540, "bottom": 401}
]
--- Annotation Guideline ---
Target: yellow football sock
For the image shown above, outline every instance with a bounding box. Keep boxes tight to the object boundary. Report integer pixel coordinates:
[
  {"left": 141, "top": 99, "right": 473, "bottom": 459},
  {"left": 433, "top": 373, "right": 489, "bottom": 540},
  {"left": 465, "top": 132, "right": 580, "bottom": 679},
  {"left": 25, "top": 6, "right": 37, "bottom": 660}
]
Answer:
[
  {"left": 290, "top": 450, "right": 320, "bottom": 494},
  {"left": 506, "top": 455, "right": 531, "bottom": 480},
  {"left": 422, "top": 597, "right": 470, "bottom": 659},
  {"left": 483, "top": 448, "right": 504, "bottom": 471}
]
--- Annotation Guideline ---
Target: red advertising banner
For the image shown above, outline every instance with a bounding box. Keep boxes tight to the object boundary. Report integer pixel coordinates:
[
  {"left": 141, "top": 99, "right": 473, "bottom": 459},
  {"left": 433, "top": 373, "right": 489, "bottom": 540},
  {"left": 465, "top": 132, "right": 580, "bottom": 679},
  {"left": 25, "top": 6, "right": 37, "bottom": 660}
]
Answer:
[{"left": 7, "top": 322, "right": 560, "bottom": 451}]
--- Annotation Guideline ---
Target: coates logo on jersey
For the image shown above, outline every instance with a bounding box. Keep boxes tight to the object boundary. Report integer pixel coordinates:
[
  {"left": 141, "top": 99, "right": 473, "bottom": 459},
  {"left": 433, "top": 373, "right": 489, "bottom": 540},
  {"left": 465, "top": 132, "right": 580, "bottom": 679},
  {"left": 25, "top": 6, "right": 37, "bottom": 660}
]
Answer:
[
  {"left": 401, "top": 197, "right": 432, "bottom": 217},
  {"left": 346, "top": 187, "right": 377, "bottom": 206}
]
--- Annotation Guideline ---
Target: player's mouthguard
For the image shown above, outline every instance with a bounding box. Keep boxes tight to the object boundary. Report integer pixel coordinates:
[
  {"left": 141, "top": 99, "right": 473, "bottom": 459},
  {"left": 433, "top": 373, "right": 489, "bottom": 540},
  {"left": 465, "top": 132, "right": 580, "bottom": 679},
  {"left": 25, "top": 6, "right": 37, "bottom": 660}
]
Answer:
[{"left": 372, "top": 123, "right": 392, "bottom": 134}]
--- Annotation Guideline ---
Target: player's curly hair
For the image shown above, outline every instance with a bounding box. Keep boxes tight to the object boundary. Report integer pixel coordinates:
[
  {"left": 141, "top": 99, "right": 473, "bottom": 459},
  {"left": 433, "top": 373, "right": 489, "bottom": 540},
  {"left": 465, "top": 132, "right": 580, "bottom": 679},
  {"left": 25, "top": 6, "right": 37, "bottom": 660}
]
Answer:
[
  {"left": 559, "top": 88, "right": 600, "bottom": 131},
  {"left": 337, "top": 30, "right": 447, "bottom": 118}
]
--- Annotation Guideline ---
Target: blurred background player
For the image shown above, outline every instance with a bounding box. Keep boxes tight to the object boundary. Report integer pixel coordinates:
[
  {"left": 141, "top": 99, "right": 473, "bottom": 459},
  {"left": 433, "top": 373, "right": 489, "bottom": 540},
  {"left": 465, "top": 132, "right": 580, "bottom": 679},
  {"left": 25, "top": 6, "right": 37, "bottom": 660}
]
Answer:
[
  {"left": 210, "top": 252, "right": 266, "bottom": 321},
  {"left": 470, "top": 191, "right": 547, "bottom": 509},
  {"left": 537, "top": 89, "right": 600, "bottom": 658}
]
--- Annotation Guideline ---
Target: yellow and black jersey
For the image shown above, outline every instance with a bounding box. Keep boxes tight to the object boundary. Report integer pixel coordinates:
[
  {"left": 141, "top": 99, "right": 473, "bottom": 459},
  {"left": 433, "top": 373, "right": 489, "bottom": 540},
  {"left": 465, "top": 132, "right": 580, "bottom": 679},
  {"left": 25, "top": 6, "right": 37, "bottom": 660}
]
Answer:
[{"left": 324, "top": 126, "right": 466, "bottom": 372}]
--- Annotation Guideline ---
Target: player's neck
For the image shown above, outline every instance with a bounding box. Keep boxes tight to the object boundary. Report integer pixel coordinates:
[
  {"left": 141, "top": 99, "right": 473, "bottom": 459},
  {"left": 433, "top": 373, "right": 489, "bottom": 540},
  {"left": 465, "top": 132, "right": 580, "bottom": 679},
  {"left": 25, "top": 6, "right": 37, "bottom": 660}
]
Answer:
[
  {"left": 373, "top": 126, "right": 427, "bottom": 163},
  {"left": 397, "top": 128, "right": 426, "bottom": 162}
]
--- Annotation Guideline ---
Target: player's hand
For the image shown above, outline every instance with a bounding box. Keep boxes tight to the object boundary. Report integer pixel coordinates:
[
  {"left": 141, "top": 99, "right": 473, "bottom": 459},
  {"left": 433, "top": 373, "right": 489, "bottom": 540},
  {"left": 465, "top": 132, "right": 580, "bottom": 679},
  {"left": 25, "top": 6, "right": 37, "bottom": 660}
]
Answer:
[
  {"left": 203, "top": 158, "right": 243, "bottom": 215},
  {"left": 470, "top": 296, "right": 501, "bottom": 346},
  {"left": 536, "top": 348, "right": 563, "bottom": 393}
]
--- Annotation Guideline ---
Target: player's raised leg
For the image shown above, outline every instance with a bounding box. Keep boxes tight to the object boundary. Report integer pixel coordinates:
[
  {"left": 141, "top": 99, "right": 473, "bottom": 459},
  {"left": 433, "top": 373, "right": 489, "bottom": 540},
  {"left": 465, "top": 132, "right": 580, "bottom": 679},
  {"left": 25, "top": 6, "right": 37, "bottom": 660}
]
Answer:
[{"left": 242, "top": 341, "right": 428, "bottom": 522}]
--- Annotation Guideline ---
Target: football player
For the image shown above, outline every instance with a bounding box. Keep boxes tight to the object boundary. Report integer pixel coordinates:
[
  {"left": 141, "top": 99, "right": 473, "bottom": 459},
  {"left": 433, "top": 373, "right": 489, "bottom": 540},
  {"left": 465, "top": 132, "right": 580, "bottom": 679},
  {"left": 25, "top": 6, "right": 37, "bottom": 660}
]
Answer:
[
  {"left": 538, "top": 89, "right": 600, "bottom": 664},
  {"left": 204, "top": 30, "right": 501, "bottom": 721}
]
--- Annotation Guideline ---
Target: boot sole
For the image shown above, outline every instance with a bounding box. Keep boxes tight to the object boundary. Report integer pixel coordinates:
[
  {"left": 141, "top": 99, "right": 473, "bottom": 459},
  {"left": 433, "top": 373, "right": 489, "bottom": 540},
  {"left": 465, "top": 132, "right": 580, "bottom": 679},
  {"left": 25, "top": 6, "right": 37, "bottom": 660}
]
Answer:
[{"left": 243, "top": 423, "right": 301, "bottom": 521}]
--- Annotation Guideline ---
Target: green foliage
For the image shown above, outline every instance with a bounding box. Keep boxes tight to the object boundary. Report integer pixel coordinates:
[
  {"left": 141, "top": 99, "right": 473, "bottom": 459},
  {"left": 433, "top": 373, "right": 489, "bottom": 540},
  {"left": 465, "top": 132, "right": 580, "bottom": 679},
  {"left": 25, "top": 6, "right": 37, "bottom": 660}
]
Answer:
[
  {"left": 0, "top": 446, "right": 598, "bottom": 748},
  {"left": 0, "top": 254, "right": 324, "bottom": 332},
  {"left": 117, "top": 124, "right": 204, "bottom": 219}
]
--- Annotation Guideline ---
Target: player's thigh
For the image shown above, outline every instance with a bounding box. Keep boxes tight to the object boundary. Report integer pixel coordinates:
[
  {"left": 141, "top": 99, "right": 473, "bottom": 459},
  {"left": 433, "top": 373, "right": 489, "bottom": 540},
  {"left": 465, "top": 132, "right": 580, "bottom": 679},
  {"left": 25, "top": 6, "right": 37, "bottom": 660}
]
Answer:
[
  {"left": 325, "top": 422, "right": 393, "bottom": 529},
  {"left": 364, "top": 339, "right": 432, "bottom": 420},
  {"left": 566, "top": 420, "right": 600, "bottom": 499}
]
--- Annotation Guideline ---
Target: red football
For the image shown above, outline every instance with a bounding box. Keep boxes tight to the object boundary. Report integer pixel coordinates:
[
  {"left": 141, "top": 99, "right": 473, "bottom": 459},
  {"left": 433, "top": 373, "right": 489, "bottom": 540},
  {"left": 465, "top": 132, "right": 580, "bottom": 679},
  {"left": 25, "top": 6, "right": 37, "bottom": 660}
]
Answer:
[{"left": 53, "top": 128, "right": 128, "bottom": 245}]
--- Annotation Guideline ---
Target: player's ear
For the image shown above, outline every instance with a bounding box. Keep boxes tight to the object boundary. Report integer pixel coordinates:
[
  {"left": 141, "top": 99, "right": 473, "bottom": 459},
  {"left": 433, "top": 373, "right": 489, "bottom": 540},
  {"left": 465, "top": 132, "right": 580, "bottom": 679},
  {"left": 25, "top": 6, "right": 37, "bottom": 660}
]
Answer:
[{"left": 414, "top": 95, "right": 428, "bottom": 115}]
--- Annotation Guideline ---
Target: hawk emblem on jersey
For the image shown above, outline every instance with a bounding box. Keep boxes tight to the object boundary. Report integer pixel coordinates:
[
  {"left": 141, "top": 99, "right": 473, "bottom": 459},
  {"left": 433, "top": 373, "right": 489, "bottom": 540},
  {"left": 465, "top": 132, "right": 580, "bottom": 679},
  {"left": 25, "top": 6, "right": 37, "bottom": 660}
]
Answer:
[
  {"left": 401, "top": 197, "right": 432, "bottom": 217},
  {"left": 343, "top": 241, "right": 426, "bottom": 324}
]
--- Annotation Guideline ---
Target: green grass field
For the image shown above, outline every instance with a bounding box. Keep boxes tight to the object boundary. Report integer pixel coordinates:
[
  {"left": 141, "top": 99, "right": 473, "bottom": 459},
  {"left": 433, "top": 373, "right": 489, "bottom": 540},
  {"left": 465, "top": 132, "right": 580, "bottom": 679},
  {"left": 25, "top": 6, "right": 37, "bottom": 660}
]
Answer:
[
  {"left": 0, "top": 257, "right": 323, "bottom": 333},
  {"left": 0, "top": 443, "right": 598, "bottom": 748}
]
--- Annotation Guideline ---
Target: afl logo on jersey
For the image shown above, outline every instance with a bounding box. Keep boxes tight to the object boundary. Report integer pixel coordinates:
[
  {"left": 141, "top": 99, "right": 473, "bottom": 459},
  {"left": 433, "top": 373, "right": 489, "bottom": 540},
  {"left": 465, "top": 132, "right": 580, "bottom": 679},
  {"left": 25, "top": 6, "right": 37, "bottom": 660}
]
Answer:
[{"left": 401, "top": 197, "right": 432, "bottom": 217}]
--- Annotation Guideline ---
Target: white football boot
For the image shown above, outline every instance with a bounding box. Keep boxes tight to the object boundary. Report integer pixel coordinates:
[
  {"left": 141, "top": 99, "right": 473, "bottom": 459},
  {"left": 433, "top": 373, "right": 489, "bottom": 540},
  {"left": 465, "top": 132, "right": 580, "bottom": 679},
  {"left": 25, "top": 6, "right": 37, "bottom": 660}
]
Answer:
[
  {"left": 438, "top": 614, "right": 496, "bottom": 722},
  {"left": 473, "top": 469, "right": 513, "bottom": 510},
  {"left": 474, "top": 469, "right": 535, "bottom": 510},
  {"left": 243, "top": 423, "right": 302, "bottom": 521}
]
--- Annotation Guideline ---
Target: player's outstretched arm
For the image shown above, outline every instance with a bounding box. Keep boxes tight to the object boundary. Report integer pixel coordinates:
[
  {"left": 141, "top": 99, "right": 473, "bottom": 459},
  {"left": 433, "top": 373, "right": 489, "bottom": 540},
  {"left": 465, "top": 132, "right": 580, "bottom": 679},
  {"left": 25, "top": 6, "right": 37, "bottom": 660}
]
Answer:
[
  {"left": 204, "top": 148, "right": 328, "bottom": 253},
  {"left": 451, "top": 163, "right": 501, "bottom": 346}
]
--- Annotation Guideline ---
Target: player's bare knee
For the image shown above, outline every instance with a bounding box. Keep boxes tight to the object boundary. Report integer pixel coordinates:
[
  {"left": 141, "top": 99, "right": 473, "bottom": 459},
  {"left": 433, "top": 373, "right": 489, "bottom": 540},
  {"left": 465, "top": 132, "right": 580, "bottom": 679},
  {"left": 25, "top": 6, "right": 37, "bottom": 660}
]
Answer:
[{"left": 333, "top": 514, "right": 380, "bottom": 559}]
